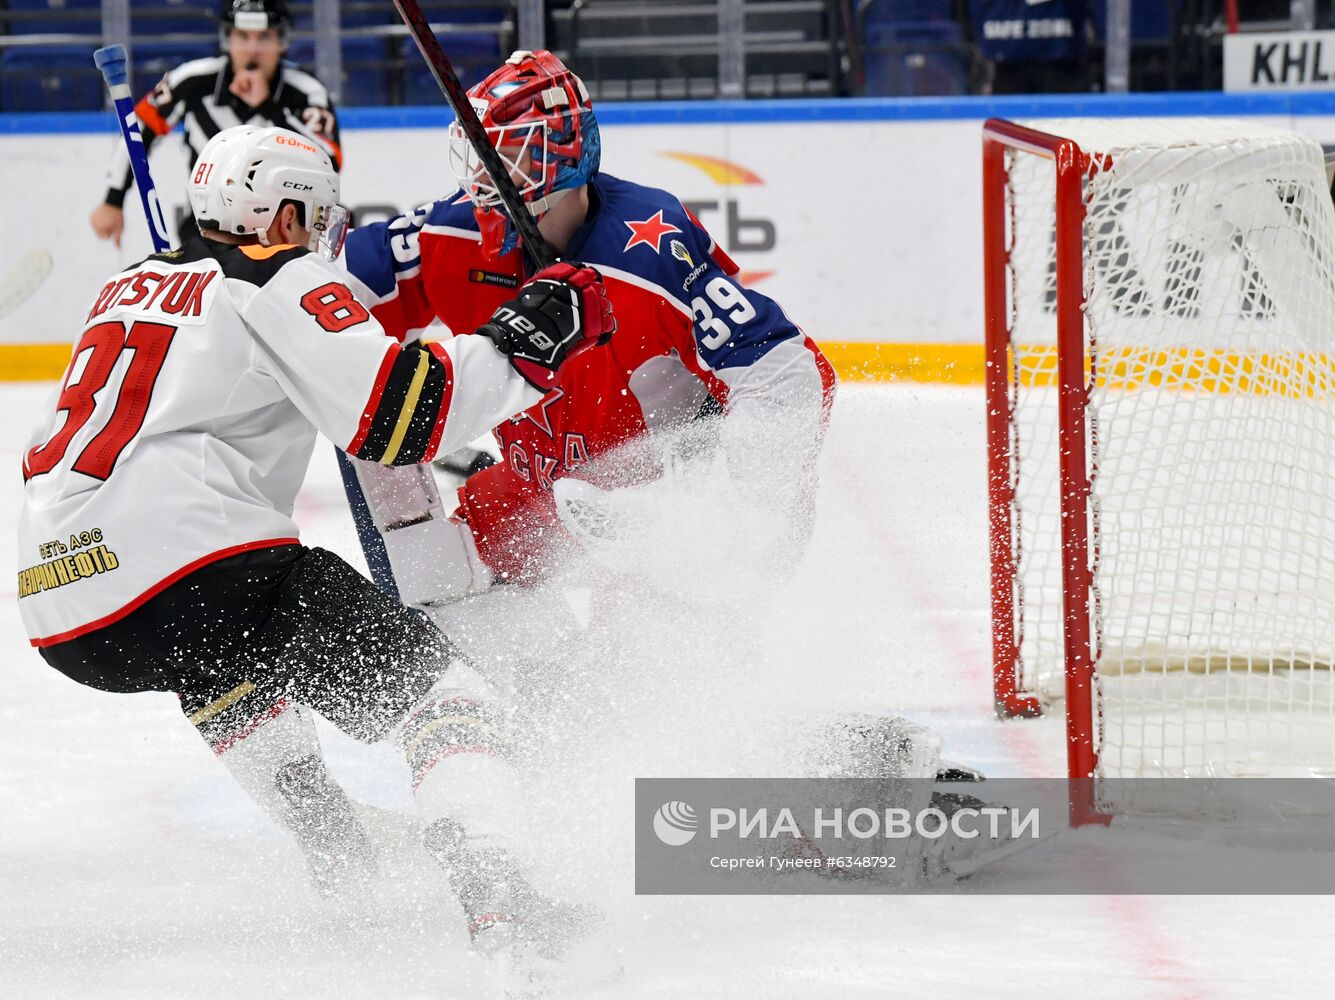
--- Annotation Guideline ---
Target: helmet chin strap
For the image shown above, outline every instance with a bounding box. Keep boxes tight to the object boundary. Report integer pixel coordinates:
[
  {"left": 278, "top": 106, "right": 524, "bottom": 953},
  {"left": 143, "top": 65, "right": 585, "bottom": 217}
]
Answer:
[
  {"left": 476, "top": 187, "right": 573, "bottom": 260},
  {"left": 526, "top": 187, "right": 570, "bottom": 218}
]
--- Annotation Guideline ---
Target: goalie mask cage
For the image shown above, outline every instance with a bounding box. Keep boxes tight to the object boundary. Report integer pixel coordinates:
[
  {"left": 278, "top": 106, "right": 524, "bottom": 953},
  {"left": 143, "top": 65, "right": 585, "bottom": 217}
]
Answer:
[{"left": 983, "top": 118, "right": 1335, "bottom": 826}]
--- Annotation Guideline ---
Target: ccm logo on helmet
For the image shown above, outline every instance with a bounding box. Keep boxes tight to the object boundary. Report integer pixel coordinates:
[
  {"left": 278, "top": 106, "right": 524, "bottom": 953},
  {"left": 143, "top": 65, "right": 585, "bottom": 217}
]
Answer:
[
  {"left": 276, "top": 135, "right": 318, "bottom": 154},
  {"left": 282, "top": 181, "right": 314, "bottom": 191}
]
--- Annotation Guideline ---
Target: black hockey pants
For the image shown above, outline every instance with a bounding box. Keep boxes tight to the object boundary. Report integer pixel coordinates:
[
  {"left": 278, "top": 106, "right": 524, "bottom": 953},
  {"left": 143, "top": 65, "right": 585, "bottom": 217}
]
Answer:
[{"left": 38, "top": 544, "right": 457, "bottom": 746}]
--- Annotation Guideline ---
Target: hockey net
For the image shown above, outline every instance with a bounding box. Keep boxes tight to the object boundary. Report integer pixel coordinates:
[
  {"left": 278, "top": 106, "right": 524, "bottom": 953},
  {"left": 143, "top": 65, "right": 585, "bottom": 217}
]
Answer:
[{"left": 983, "top": 118, "right": 1335, "bottom": 824}]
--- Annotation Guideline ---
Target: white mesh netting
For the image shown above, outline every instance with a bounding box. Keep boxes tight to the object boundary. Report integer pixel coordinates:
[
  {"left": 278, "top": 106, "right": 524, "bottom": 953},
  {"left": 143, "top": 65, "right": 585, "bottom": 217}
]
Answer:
[{"left": 1001, "top": 118, "right": 1335, "bottom": 782}]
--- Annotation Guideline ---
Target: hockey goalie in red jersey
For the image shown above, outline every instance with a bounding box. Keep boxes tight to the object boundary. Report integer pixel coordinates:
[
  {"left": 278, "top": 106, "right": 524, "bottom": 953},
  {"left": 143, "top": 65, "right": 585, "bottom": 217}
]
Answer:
[{"left": 340, "top": 50, "right": 836, "bottom": 607}]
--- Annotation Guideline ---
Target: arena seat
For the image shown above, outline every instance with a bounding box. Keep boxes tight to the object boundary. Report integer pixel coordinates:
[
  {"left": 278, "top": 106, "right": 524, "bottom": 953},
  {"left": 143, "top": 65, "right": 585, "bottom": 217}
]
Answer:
[
  {"left": 860, "top": 0, "right": 956, "bottom": 28},
  {"left": 401, "top": 33, "right": 499, "bottom": 104},
  {"left": 129, "top": 42, "right": 216, "bottom": 99},
  {"left": 862, "top": 21, "right": 969, "bottom": 97},
  {"left": 130, "top": 0, "right": 216, "bottom": 38},
  {"left": 3, "top": 0, "right": 100, "bottom": 37},
  {"left": 287, "top": 37, "right": 392, "bottom": 107},
  {"left": 0, "top": 44, "right": 102, "bottom": 112}
]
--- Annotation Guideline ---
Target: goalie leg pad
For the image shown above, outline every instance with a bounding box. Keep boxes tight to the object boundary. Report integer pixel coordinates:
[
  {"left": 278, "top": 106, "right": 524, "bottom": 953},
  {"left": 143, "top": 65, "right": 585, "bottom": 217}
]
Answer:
[{"left": 916, "top": 790, "right": 1052, "bottom": 883}]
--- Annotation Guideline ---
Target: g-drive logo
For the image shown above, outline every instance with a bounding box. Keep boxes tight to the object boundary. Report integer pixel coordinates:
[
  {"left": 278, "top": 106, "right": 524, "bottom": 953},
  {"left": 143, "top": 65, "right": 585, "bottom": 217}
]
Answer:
[{"left": 652, "top": 800, "right": 1040, "bottom": 846}]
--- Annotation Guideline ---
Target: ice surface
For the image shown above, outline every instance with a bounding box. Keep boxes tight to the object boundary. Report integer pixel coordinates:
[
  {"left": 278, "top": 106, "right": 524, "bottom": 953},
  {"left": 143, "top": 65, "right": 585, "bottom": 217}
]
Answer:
[{"left": 2, "top": 383, "right": 1331, "bottom": 998}]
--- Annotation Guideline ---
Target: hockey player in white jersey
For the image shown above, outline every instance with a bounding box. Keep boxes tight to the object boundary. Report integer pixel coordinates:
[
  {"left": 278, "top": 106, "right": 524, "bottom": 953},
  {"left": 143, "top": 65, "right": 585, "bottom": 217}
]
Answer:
[{"left": 18, "top": 125, "right": 615, "bottom": 969}]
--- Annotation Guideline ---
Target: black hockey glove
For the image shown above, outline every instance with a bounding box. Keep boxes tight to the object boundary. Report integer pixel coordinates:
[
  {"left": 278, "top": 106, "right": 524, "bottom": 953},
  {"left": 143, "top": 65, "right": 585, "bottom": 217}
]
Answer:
[{"left": 475, "top": 262, "right": 616, "bottom": 391}]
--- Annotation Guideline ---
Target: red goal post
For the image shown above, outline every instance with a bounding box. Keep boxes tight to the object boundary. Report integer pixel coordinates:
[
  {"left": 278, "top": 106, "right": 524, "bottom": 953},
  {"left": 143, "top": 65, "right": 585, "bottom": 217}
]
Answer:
[{"left": 983, "top": 119, "right": 1105, "bottom": 825}]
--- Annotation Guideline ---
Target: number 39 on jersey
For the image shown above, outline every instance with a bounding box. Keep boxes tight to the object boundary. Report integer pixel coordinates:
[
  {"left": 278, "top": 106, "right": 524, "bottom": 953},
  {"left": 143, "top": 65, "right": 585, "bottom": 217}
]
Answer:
[{"left": 691, "top": 275, "right": 757, "bottom": 350}]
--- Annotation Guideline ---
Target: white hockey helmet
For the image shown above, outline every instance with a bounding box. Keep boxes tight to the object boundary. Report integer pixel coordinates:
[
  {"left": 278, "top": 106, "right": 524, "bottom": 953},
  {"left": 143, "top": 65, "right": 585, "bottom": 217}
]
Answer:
[{"left": 189, "top": 124, "right": 348, "bottom": 260}]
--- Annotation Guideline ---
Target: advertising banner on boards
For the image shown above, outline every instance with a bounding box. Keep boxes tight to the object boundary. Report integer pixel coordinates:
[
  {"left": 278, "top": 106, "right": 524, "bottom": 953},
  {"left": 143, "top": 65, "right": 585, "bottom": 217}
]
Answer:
[
  {"left": 5, "top": 100, "right": 1335, "bottom": 376},
  {"left": 1224, "top": 30, "right": 1335, "bottom": 93}
]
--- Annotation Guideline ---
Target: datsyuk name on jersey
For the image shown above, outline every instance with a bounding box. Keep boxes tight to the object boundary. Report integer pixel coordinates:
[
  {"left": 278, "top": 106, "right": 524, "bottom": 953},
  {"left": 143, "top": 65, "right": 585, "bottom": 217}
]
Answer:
[{"left": 85, "top": 262, "right": 221, "bottom": 324}]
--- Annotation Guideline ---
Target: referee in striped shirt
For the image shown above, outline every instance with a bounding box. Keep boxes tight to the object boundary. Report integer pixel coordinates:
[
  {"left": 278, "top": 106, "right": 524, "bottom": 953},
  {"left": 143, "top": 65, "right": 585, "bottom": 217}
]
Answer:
[{"left": 90, "top": 0, "right": 343, "bottom": 249}]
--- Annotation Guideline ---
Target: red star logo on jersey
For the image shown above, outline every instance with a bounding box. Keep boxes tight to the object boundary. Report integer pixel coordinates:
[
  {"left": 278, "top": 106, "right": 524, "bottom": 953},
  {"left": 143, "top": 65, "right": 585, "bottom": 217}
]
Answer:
[
  {"left": 513, "top": 388, "right": 564, "bottom": 438},
  {"left": 622, "top": 210, "right": 682, "bottom": 254}
]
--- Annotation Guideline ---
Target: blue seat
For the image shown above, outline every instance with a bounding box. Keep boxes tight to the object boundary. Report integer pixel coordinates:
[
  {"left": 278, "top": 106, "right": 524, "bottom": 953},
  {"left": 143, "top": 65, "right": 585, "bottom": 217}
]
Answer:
[
  {"left": 861, "top": 0, "right": 955, "bottom": 28},
  {"left": 291, "top": 3, "right": 393, "bottom": 32},
  {"left": 862, "top": 21, "right": 968, "bottom": 97},
  {"left": 130, "top": 42, "right": 216, "bottom": 98},
  {"left": 340, "top": 37, "right": 393, "bottom": 107},
  {"left": 401, "top": 33, "right": 499, "bottom": 104},
  {"left": 431, "top": 4, "right": 507, "bottom": 26},
  {"left": 0, "top": 44, "right": 103, "bottom": 111},
  {"left": 285, "top": 39, "right": 317, "bottom": 67},
  {"left": 131, "top": 0, "right": 216, "bottom": 38},
  {"left": 286, "top": 39, "right": 317, "bottom": 64},
  {"left": 288, "top": 37, "right": 391, "bottom": 107},
  {"left": 1092, "top": 0, "right": 1181, "bottom": 41},
  {"left": 4, "top": 0, "right": 100, "bottom": 36}
]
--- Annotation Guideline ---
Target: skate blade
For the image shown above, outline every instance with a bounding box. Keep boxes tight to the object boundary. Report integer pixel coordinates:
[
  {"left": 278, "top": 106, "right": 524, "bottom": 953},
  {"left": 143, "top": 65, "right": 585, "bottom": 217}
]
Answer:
[
  {"left": 935, "top": 761, "right": 986, "bottom": 783},
  {"left": 944, "top": 829, "right": 1057, "bottom": 879},
  {"left": 503, "top": 945, "right": 625, "bottom": 998}
]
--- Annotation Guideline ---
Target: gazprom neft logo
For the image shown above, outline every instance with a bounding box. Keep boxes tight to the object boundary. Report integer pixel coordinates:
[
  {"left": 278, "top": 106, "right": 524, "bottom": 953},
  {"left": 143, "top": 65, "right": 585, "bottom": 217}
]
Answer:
[{"left": 653, "top": 801, "right": 700, "bottom": 845}]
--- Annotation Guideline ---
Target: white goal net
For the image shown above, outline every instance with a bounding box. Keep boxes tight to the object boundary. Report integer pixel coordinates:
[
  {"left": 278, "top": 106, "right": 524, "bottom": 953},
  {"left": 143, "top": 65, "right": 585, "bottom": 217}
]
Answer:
[{"left": 988, "top": 118, "right": 1335, "bottom": 796}]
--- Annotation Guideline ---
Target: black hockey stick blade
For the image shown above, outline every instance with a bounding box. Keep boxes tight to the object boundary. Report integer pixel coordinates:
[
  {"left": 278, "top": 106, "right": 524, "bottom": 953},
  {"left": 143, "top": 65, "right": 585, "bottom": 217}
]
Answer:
[{"left": 392, "top": 0, "right": 558, "bottom": 271}]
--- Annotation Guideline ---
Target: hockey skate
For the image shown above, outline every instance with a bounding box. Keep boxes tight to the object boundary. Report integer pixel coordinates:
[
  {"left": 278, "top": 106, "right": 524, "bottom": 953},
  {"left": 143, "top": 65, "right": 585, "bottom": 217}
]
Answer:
[
  {"left": 476, "top": 891, "right": 620, "bottom": 997},
  {"left": 265, "top": 752, "right": 380, "bottom": 902},
  {"left": 425, "top": 819, "right": 622, "bottom": 994}
]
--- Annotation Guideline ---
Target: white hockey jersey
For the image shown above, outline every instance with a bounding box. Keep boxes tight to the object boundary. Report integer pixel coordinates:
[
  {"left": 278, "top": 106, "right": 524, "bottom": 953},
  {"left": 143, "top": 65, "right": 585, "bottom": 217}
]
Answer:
[{"left": 17, "top": 238, "right": 540, "bottom": 647}]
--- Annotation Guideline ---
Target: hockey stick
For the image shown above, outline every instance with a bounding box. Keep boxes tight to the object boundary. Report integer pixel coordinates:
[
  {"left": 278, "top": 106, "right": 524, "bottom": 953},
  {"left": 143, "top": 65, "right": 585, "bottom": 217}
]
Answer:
[
  {"left": 94, "top": 45, "right": 173, "bottom": 254},
  {"left": 0, "top": 248, "right": 53, "bottom": 321},
  {"left": 391, "top": 0, "right": 559, "bottom": 271}
]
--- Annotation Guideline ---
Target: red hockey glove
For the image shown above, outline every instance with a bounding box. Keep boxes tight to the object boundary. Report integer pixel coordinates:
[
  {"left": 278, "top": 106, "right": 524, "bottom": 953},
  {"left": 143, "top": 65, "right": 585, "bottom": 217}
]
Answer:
[{"left": 476, "top": 262, "right": 616, "bottom": 390}]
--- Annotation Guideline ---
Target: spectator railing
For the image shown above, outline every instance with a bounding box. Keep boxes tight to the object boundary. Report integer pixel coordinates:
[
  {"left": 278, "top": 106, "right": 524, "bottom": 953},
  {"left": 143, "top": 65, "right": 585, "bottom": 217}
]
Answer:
[{"left": 13, "top": 0, "right": 1305, "bottom": 111}]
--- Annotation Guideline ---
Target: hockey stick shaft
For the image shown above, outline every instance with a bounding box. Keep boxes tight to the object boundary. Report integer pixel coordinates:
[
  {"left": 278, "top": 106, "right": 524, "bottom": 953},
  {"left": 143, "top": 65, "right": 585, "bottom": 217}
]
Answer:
[
  {"left": 391, "top": 0, "right": 558, "bottom": 271},
  {"left": 94, "top": 45, "right": 173, "bottom": 254}
]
